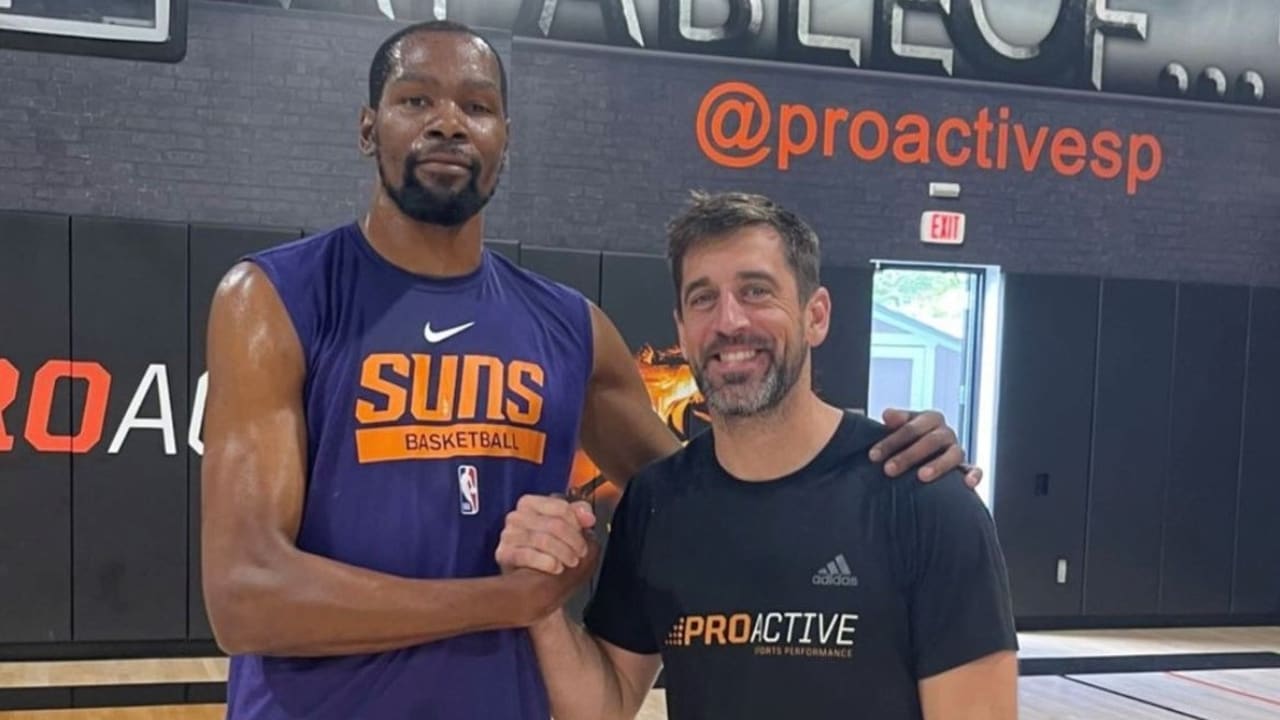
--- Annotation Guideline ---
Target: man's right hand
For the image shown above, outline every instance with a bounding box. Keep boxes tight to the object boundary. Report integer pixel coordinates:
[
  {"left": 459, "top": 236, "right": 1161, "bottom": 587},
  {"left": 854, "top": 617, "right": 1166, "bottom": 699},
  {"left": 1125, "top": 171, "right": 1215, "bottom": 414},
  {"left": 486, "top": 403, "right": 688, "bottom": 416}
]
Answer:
[
  {"left": 496, "top": 495, "right": 599, "bottom": 624},
  {"left": 497, "top": 494, "right": 597, "bottom": 575}
]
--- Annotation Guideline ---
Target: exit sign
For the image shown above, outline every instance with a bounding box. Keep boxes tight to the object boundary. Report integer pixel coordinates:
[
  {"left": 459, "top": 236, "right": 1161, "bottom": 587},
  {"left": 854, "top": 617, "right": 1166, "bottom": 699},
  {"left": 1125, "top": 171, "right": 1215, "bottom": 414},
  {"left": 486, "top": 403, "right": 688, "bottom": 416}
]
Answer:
[{"left": 921, "top": 211, "right": 966, "bottom": 245}]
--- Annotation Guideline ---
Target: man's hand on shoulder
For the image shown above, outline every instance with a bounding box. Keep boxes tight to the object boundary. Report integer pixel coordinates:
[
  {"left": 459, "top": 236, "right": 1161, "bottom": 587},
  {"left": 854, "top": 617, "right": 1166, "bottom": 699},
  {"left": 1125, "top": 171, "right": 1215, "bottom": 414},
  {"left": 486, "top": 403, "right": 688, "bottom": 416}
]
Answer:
[{"left": 868, "top": 408, "right": 983, "bottom": 489}]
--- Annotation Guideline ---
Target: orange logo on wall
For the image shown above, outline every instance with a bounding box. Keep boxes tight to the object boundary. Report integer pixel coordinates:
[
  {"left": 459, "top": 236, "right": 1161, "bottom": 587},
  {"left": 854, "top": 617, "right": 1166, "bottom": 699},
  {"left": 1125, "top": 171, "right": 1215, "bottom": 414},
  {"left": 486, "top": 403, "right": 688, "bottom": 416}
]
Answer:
[
  {"left": 0, "top": 359, "right": 113, "bottom": 453},
  {"left": 569, "top": 344, "right": 706, "bottom": 504},
  {"left": 354, "top": 352, "right": 549, "bottom": 465},
  {"left": 695, "top": 80, "right": 1164, "bottom": 195}
]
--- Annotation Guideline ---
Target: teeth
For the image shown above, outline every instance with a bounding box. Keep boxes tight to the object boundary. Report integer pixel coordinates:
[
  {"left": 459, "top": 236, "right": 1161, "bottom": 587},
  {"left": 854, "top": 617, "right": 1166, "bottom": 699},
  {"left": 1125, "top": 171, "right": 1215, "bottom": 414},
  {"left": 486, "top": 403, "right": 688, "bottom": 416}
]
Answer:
[{"left": 720, "top": 350, "right": 756, "bottom": 362}]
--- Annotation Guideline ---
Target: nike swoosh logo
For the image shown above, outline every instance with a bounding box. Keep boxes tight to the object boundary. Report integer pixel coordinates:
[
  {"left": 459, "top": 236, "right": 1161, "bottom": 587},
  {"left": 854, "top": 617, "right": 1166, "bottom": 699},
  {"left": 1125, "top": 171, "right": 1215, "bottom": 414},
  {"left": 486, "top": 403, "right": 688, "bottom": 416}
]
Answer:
[{"left": 423, "top": 321, "right": 476, "bottom": 344}]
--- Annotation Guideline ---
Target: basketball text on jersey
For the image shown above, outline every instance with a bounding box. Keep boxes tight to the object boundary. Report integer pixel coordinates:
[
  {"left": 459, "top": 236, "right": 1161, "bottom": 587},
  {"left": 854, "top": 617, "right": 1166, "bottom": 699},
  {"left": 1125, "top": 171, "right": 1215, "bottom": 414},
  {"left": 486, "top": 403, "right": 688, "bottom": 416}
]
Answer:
[
  {"left": 353, "top": 352, "right": 548, "bottom": 464},
  {"left": 665, "top": 611, "right": 860, "bottom": 660}
]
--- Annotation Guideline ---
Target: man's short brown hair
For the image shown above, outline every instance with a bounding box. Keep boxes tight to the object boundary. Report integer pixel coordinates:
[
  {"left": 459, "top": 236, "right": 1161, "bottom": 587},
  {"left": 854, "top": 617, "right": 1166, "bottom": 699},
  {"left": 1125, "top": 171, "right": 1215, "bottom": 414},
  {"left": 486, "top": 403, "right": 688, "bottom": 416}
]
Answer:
[{"left": 666, "top": 191, "right": 821, "bottom": 314}]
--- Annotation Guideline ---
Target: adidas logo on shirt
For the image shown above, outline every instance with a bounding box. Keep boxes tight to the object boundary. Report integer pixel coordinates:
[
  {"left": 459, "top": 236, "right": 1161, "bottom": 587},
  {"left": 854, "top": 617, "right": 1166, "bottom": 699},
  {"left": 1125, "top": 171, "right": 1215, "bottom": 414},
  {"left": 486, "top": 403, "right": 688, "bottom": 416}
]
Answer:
[{"left": 812, "top": 554, "right": 859, "bottom": 587}]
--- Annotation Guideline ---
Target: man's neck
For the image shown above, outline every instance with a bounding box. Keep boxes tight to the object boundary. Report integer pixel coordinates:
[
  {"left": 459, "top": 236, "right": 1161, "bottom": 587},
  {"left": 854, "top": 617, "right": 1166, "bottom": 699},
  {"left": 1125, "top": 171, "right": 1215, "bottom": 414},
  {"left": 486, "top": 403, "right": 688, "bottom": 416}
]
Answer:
[
  {"left": 360, "top": 195, "right": 485, "bottom": 278},
  {"left": 710, "top": 390, "right": 844, "bottom": 483}
]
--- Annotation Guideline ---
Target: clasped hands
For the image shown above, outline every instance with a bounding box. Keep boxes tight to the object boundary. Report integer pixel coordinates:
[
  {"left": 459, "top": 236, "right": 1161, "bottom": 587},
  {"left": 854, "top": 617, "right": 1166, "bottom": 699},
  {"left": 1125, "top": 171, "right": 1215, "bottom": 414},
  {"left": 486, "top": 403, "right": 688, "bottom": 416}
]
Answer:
[{"left": 495, "top": 493, "right": 600, "bottom": 625}]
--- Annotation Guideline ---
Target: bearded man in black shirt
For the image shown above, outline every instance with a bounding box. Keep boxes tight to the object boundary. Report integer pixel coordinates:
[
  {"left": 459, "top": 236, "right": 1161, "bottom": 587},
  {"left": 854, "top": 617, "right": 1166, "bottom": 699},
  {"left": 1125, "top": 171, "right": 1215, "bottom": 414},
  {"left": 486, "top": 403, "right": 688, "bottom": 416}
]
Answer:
[{"left": 495, "top": 191, "right": 1019, "bottom": 720}]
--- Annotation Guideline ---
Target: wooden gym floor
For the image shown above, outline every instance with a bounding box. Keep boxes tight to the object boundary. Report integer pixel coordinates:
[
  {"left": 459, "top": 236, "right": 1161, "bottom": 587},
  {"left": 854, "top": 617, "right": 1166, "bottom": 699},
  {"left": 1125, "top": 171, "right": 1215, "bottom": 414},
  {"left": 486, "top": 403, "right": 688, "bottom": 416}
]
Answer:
[{"left": 1, "top": 627, "right": 1278, "bottom": 719}]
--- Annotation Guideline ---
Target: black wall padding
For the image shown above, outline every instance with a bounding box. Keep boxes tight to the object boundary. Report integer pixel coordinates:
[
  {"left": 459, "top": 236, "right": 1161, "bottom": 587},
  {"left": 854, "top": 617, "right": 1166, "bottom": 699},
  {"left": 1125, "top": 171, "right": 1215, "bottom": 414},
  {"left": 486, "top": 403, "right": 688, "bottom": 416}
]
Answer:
[
  {"left": 1161, "top": 283, "right": 1248, "bottom": 615},
  {"left": 70, "top": 218, "right": 189, "bottom": 641},
  {"left": 186, "top": 225, "right": 303, "bottom": 640},
  {"left": 8, "top": 209, "right": 1280, "bottom": 661},
  {"left": 1083, "top": 279, "right": 1175, "bottom": 616},
  {"left": 1233, "top": 287, "right": 1280, "bottom": 614},
  {"left": 993, "top": 273, "right": 1099, "bottom": 618},
  {"left": 601, "top": 252, "right": 677, "bottom": 352},
  {"left": 518, "top": 246, "right": 602, "bottom": 305},
  {"left": 0, "top": 212, "right": 73, "bottom": 643},
  {"left": 812, "top": 265, "right": 872, "bottom": 415}
]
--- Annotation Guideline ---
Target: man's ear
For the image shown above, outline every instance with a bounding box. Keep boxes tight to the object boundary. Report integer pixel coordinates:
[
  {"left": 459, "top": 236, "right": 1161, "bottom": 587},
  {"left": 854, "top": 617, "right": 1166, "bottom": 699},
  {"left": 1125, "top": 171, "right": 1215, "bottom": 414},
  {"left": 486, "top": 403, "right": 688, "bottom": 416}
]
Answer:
[
  {"left": 358, "top": 106, "right": 376, "bottom": 157},
  {"left": 805, "top": 286, "right": 832, "bottom": 348}
]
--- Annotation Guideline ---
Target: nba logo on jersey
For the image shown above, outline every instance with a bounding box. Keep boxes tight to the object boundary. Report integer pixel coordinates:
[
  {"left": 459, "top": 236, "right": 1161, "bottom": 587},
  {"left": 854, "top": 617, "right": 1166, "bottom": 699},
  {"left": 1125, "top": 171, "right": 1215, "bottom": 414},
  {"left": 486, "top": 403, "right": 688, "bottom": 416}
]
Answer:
[{"left": 458, "top": 465, "right": 480, "bottom": 515}]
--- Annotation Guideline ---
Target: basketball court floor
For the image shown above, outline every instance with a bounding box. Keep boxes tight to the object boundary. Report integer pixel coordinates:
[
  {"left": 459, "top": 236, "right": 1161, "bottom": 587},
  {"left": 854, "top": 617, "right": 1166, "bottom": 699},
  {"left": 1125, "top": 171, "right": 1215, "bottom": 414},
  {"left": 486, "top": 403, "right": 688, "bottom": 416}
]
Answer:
[{"left": 1, "top": 627, "right": 1277, "bottom": 719}]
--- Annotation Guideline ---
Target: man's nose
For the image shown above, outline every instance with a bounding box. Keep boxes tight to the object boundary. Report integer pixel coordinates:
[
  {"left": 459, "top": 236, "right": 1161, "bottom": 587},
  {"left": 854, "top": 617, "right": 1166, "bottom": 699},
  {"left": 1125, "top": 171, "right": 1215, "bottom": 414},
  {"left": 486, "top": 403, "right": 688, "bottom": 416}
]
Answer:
[
  {"left": 425, "top": 101, "right": 469, "bottom": 142},
  {"left": 713, "top": 293, "right": 750, "bottom": 334}
]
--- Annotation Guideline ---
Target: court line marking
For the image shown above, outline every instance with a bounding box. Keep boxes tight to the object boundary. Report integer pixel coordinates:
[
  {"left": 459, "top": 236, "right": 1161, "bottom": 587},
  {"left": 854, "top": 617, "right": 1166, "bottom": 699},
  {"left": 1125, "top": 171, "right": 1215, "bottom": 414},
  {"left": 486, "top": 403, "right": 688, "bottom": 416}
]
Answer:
[
  {"left": 1062, "top": 675, "right": 1207, "bottom": 720},
  {"left": 1165, "top": 671, "right": 1280, "bottom": 708}
]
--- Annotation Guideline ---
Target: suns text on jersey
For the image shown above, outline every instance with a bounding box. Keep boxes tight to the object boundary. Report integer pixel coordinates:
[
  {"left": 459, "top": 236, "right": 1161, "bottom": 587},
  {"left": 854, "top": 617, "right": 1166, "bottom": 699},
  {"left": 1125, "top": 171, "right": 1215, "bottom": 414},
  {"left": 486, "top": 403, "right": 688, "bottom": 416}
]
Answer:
[{"left": 352, "top": 352, "right": 548, "bottom": 464}]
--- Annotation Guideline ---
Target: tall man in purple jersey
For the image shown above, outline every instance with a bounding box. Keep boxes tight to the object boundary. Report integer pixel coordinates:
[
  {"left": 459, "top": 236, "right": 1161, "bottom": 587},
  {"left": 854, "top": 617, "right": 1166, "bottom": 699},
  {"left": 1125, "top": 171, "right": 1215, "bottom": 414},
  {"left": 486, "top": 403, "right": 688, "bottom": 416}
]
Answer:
[{"left": 200, "top": 20, "right": 979, "bottom": 720}]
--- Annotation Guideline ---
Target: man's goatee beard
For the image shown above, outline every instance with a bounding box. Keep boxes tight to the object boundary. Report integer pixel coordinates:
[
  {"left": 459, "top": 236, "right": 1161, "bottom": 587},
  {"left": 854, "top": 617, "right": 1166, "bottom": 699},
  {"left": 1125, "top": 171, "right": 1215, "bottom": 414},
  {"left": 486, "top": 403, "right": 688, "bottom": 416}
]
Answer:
[{"left": 380, "top": 158, "right": 497, "bottom": 227}]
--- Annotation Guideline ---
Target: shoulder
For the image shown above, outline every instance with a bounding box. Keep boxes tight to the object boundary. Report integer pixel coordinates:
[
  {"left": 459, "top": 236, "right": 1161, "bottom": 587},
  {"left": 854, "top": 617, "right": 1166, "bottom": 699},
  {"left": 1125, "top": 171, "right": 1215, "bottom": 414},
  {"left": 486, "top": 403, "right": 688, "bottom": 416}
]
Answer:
[
  {"left": 619, "top": 429, "right": 713, "bottom": 508},
  {"left": 821, "top": 413, "right": 992, "bottom": 547},
  {"left": 890, "top": 463, "right": 997, "bottom": 575},
  {"left": 211, "top": 226, "right": 331, "bottom": 328},
  {"left": 487, "top": 249, "right": 595, "bottom": 346},
  {"left": 206, "top": 261, "right": 307, "bottom": 385},
  {"left": 231, "top": 225, "right": 351, "bottom": 314},
  {"left": 841, "top": 412, "right": 894, "bottom": 452},
  {"left": 900, "top": 470, "right": 989, "bottom": 533},
  {"left": 243, "top": 224, "right": 349, "bottom": 278},
  {"left": 819, "top": 411, "right": 898, "bottom": 478},
  {"left": 834, "top": 413, "right": 976, "bottom": 509},
  {"left": 487, "top": 249, "right": 591, "bottom": 309},
  {"left": 218, "top": 224, "right": 353, "bottom": 366}
]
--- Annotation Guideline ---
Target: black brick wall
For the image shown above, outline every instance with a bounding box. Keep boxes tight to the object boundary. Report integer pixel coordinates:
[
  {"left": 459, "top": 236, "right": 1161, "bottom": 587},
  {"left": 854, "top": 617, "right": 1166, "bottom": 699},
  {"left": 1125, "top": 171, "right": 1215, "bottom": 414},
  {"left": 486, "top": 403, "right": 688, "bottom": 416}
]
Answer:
[
  {"left": 499, "top": 40, "right": 1280, "bottom": 287},
  {"left": 0, "top": 2, "right": 511, "bottom": 233},
  {"left": 0, "top": 1, "right": 1276, "bottom": 285}
]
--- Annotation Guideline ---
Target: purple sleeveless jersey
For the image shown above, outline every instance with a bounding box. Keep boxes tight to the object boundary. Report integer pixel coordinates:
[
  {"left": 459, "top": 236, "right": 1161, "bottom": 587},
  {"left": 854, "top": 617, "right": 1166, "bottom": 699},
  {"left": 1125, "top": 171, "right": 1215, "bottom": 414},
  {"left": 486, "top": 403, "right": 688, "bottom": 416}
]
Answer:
[{"left": 224, "top": 222, "right": 593, "bottom": 719}]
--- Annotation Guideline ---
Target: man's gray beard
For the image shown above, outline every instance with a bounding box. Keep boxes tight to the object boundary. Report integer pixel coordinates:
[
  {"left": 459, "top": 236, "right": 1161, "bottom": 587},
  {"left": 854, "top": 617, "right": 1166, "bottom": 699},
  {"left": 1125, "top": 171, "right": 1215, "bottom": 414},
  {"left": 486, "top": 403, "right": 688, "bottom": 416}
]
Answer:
[{"left": 695, "top": 352, "right": 801, "bottom": 418}]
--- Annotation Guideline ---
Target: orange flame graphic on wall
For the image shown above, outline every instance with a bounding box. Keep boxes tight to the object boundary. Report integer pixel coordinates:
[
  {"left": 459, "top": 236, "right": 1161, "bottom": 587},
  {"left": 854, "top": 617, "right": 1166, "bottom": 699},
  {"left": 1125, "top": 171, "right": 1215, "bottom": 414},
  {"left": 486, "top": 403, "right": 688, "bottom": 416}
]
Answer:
[{"left": 569, "top": 344, "right": 708, "bottom": 508}]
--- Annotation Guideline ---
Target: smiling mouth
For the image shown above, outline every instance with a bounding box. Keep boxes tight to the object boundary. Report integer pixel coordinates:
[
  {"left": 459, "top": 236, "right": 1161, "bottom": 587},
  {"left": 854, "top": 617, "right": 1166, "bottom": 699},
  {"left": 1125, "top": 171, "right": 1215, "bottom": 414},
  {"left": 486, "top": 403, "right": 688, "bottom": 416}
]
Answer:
[
  {"left": 716, "top": 349, "right": 759, "bottom": 362},
  {"left": 709, "top": 347, "right": 773, "bottom": 372}
]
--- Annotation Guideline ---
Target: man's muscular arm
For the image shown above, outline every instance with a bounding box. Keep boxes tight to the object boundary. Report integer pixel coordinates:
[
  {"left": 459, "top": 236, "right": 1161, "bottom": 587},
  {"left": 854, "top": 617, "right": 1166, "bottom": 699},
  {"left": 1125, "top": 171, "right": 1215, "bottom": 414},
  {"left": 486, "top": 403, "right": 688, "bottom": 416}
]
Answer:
[
  {"left": 577, "top": 303, "right": 683, "bottom": 486},
  {"left": 920, "top": 651, "right": 1018, "bottom": 720},
  {"left": 497, "top": 496, "right": 661, "bottom": 720},
  {"left": 200, "top": 262, "right": 579, "bottom": 657}
]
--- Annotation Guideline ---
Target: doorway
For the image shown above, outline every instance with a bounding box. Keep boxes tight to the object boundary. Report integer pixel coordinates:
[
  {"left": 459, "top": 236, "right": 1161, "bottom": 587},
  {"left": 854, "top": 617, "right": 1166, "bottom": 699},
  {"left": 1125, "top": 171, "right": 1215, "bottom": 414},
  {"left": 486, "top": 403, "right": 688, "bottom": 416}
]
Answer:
[{"left": 867, "top": 262, "right": 1002, "bottom": 506}]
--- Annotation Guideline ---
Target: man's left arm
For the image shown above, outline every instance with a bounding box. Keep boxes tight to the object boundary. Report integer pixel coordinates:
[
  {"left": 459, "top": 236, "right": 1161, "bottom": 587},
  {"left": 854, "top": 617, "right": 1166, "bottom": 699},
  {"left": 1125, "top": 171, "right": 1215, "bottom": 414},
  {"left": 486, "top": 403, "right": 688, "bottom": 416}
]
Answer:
[
  {"left": 908, "top": 475, "right": 1020, "bottom": 720},
  {"left": 577, "top": 302, "right": 978, "bottom": 487},
  {"left": 920, "top": 652, "right": 1018, "bottom": 720},
  {"left": 577, "top": 303, "right": 683, "bottom": 486}
]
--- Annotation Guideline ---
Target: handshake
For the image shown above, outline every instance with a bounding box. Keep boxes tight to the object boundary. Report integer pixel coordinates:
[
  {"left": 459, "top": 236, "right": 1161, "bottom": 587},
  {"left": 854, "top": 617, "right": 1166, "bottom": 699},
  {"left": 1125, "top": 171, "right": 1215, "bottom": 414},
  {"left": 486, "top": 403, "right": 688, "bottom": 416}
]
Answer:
[{"left": 494, "top": 494, "right": 602, "bottom": 626}]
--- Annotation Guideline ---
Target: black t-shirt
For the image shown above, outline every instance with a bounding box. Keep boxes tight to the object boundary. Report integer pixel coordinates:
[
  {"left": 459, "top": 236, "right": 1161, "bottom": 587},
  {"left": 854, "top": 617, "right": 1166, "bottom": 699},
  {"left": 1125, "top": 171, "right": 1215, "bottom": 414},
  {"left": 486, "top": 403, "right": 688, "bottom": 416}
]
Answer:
[{"left": 583, "top": 411, "right": 1018, "bottom": 719}]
